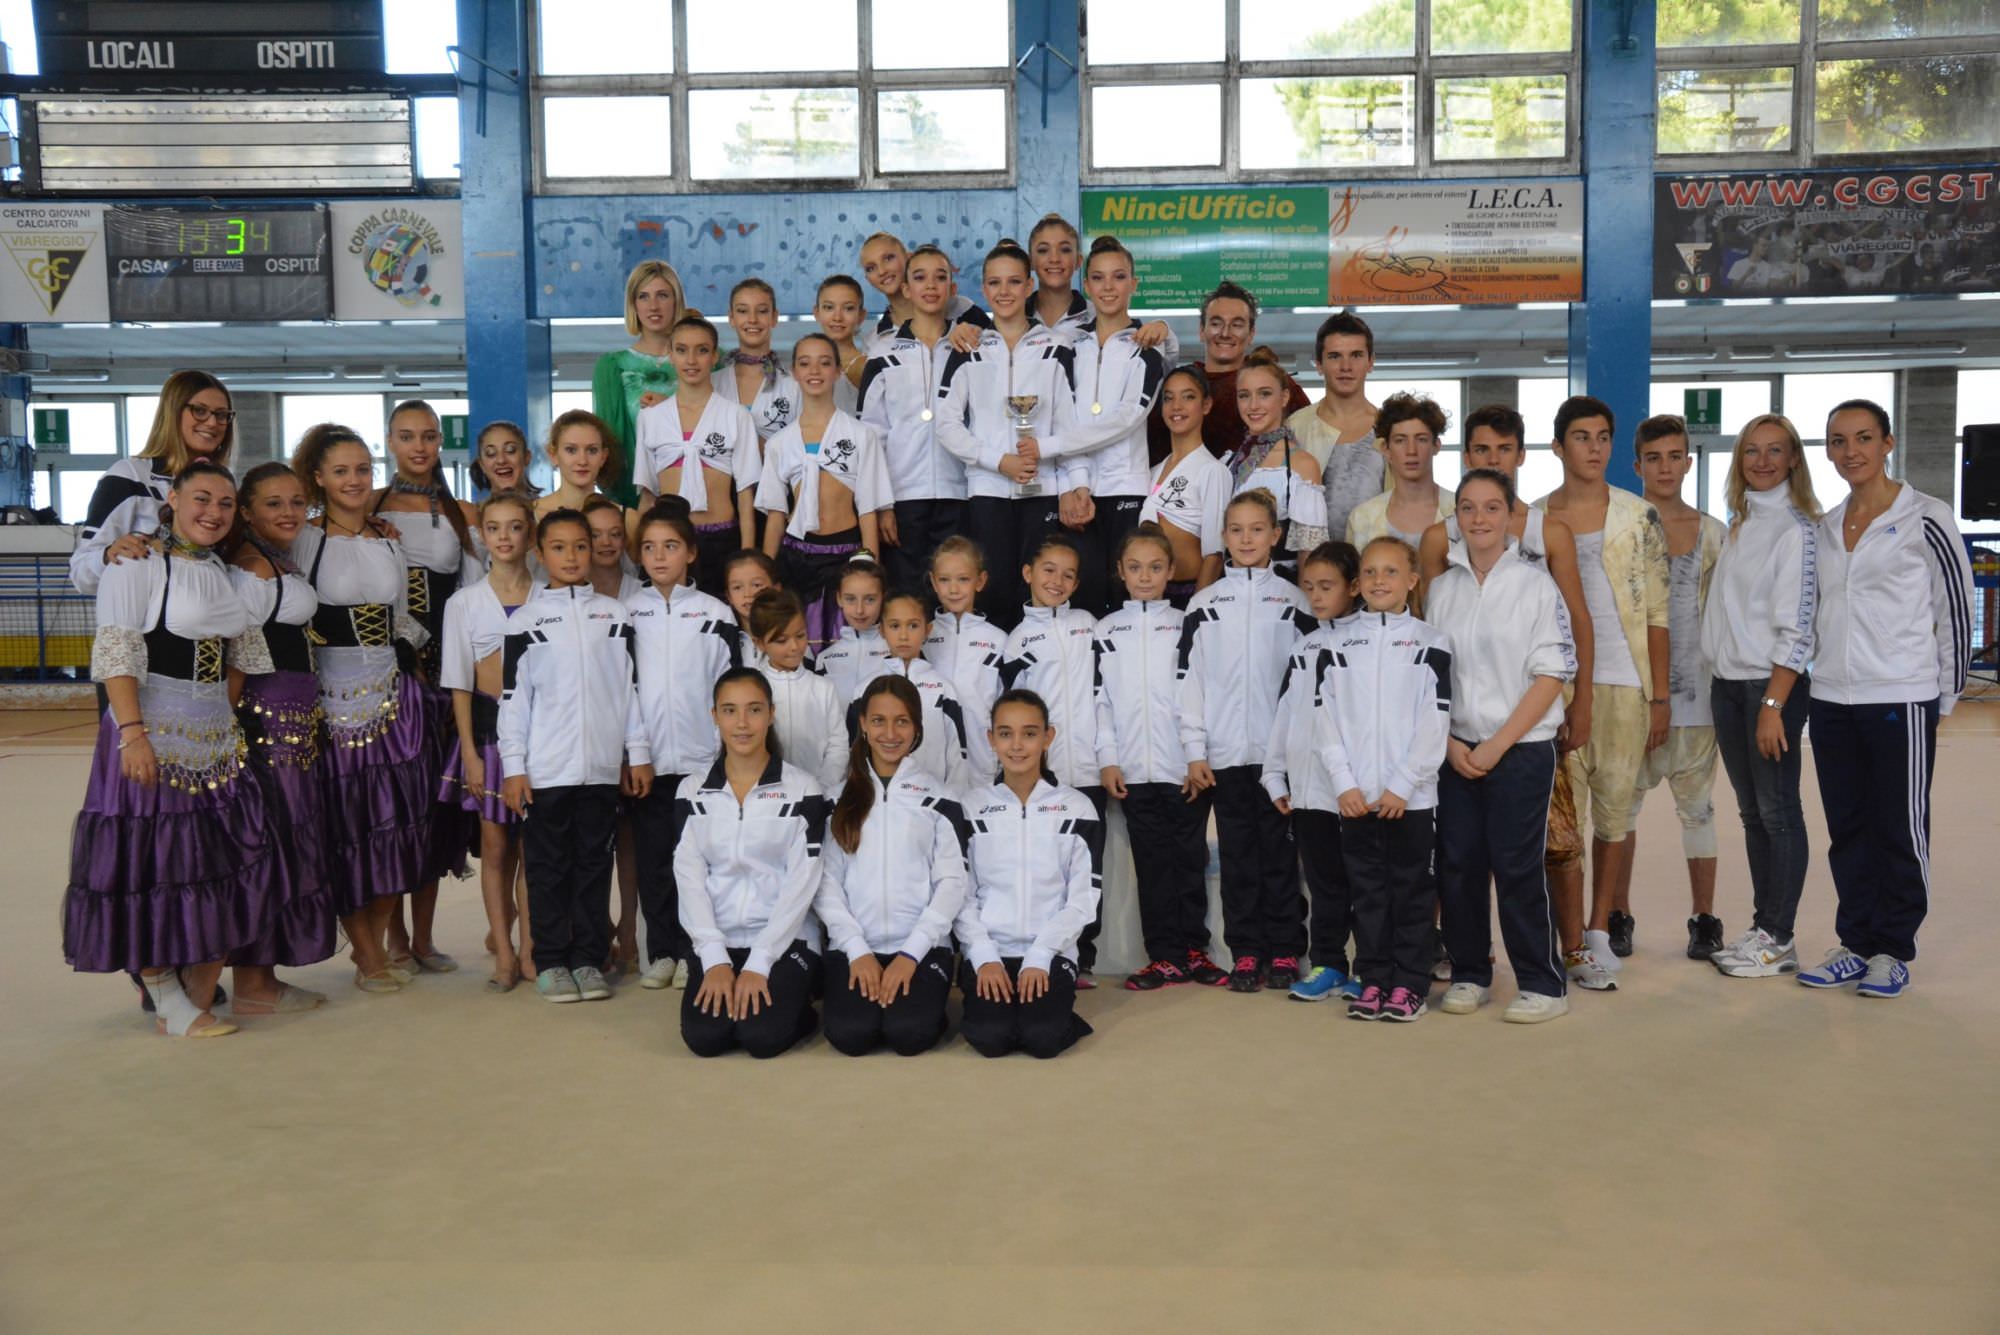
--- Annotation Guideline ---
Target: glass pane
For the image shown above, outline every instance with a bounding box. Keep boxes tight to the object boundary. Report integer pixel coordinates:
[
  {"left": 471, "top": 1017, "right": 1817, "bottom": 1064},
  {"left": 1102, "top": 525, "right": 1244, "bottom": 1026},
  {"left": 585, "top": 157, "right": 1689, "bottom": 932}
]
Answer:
[
  {"left": 552, "top": 390, "right": 595, "bottom": 419},
  {"left": 1650, "top": 380, "right": 1775, "bottom": 430},
  {"left": 1784, "top": 372, "right": 1894, "bottom": 440},
  {"left": 1816, "top": 55, "right": 2000, "bottom": 154},
  {"left": 544, "top": 97, "right": 673, "bottom": 179},
  {"left": 1086, "top": 0, "right": 1223, "bottom": 63},
  {"left": 382, "top": 0, "right": 456, "bottom": 75},
  {"left": 688, "top": 89, "right": 860, "bottom": 179},
  {"left": 0, "top": 0, "right": 40, "bottom": 76},
  {"left": 1433, "top": 75, "right": 1567, "bottom": 159},
  {"left": 1242, "top": 0, "right": 1414, "bottom": 59},
  {"left": 1516, "top": 378, "right": 1567, "bottom": 442},
  {"left": 1431, "top": 0, "right": 1570, "bottom": 54},
  {"left": 1657, "top": 66, "right": 1794, "bottom": 154},
  {"left": 1820, "top": 0, "right": 2000, "bottom": 40},
  {"left": 37, "top": 401, "right": 119, "bottom": 455},
  {"left": 282, "top": 395, "right": 386, "bottom": 473},
  {"left": 1091, "top": 84, "right": 1222, "bottom": 167},
  {"left": 1657, "top": 0, "right": 1800, "bottom": 47},
  {"left": 687, "top": 0, "right": 857, "bottom": 72},
  {"left": 874, "top": 0, "right": 1008, "bottom": 68},
  {"left": 1241, "top": 76, "right": 1414, "bottom": 169},
  {"left": 1960, "top": 369, "right": 2000, "bottom": 434},
  {"left": 414, "top": 97, "right": 461, "bottom": 179},
  {"left": 124, "top": 396, "right": 160, "bottom": 450},
  {"left": 877, "top": 89, "right": 1007, "bottom": 173},
  {"left": 537, "top": 4, "right": 673, "bottom": 75},
  {"left": 53, "top": 470, "right": 106, "bottom": 523}
]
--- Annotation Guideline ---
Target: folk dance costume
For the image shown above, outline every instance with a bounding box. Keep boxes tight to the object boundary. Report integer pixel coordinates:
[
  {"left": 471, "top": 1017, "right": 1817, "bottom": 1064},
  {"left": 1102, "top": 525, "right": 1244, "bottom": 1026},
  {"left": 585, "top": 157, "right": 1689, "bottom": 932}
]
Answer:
[
  {"left": 64, "top": 542, "right": 279, "bottom": 974},
  {"left": 295, "top": 525, "right": 436, "bottom": 914},
  {"left": 1232, "top": 428, "right": 1332, "bottom": 562},
  {"left": 1139, "top": 448, "right": 1231, "bottom": 607},
  {"left": 228, "top": 555, "right": 339, "bottom": 968},
  {"left": 438, "top": 578, "right": 532, "bottom": 826},
  {"left": 756, "top": 410, "right": 892, "bottom": 652},
  {"left": 636, "top": 392, "right": 761, "bottom": 597}
]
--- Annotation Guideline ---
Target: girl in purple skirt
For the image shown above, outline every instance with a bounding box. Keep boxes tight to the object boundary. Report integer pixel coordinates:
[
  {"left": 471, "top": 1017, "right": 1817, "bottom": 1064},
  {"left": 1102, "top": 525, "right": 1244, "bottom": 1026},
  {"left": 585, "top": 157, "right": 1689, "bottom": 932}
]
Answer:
[
  {"left": 292, "top": 425, "right": 437, "bottom": 994},
  {"left": 64, "top": 461, "right": 277, "bottom": 1038},
  {"left": 223, "top": 462, "right": 340, "bottom": 1013},
  {"left": 372, "top": 399, "right": 483, "bottom": 976},
  {"left": 441, "top": 492, "right": 537, "bottom": 991}
]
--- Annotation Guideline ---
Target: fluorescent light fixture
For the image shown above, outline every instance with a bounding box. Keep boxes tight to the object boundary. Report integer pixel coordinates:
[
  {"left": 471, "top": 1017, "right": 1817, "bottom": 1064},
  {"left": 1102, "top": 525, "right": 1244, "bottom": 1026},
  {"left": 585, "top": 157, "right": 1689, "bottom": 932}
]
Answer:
[
  {"left": 1376, "top": 356, "right": 1477, "bottom": 369},
  {"left": 1782, "top": 343, "right": 1965, "bottom": 359},
  {"left": 1652, "top": 349, "right": 1720, "bottom": 363}
]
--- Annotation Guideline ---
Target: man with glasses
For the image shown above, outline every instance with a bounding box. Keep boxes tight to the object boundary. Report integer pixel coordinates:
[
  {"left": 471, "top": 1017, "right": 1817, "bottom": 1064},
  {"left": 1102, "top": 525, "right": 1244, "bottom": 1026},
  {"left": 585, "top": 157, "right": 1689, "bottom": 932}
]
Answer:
[{"left": 1148, "top": 282, "right": 1308, "bottom": 469}]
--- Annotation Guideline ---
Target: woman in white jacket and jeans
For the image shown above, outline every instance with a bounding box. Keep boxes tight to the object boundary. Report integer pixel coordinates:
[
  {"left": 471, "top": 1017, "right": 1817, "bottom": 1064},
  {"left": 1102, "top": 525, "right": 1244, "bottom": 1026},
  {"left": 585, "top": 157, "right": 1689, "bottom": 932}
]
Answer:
[
  {"left": 1699, "top": 414, "right": 1820, "bottom": 980},
  {"left": 1427, "top": 470, "right": 1576, "bottom": 1024},
  {"left": 817, "top": 676, "right": 970, "bottom": 1055},
  {"left": 1796, "top": 400, "right": 1974, "bottom": 1000}
]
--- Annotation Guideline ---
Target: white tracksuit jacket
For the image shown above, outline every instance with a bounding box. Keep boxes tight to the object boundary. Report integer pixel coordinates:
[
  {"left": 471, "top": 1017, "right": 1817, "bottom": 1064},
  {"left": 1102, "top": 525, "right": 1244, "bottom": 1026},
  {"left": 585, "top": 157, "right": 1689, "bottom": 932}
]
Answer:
[
  {"left": 815, "top": 766, "right": 970, "bottom": 960},
  {"left": 672, "top": 754, "right": 829, "bottom": 976},
  {"left": 1424, "top": 541, "right": 1576, "bottom": 745},
  {"left": 933, "top": 324, "right": 1082, "bottom": 499},
  {"left": 1092, "top": 598, "right": 1188, "bottom": 785},
  {"left": 925, "top": 610, "right": 1004, "bottom": 783},
  {"left": 625, "top": 581, "right": 740, "bottom": 777},
  {"left": 817, "top": 624, "right": 892, "bottom": 702},
  {"left": 1309, "top": 608, "right": 1453, "bottom": 810},
  {"left": 1700, "top": 484, "right": 1819, "bottom": 681},
  {"left": 1811, "top": 485, "right": 1974, "bottom": 713},
  {"left": 762, "top": 662, "right": 850, "bottom": 792},
  {"left": 497, "top": 583, "right": 650, "bottom": 788},
  {"left": 853, "top": 655, "right": 972, "bottom": 794},
  {"left": 1260, "top": 620, "right": 1341, "bottom": 812},
  {"left": 1003, "top": 602, "right": 1103, "bottom": 789},
  {"left": 1176, "top": 564, "right": 1314, "bottom": 770},
  {"left": 954, "top": 779, "right": 1105, "bottom": 972}
]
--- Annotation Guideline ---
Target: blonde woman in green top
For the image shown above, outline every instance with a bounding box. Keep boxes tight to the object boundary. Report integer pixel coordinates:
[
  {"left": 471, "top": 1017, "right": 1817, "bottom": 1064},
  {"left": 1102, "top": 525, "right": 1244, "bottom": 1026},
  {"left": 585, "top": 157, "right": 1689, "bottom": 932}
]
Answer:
[{"left": 592, "top": 259, "right": 687, "bottom": 506}]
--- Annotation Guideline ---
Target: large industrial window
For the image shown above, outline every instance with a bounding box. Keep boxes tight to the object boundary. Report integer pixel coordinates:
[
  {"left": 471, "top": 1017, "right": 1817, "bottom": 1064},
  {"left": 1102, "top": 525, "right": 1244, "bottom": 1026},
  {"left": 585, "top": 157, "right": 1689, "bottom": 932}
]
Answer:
[
  {"left": 531, "top": 0, "right": 1013, "bottom": 191},
  {"left": 1657, "top": 1, "right": 2000, "bottom": 161},
  {"left": 1080, "top": 0, "right": 1580, "bottom": 180}
]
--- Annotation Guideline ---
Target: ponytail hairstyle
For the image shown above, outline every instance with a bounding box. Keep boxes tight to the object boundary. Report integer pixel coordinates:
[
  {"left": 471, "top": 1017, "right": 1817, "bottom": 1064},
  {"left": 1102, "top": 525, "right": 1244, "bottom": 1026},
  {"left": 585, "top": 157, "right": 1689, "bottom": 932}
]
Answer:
[
  {"left": 747, "top": 587, "right": 806, "bottom": 645},
  {"left": 291, "top": 422, "right": 373, "bottom": 511},
  {"left": 837, "top": 553, "right": 889, "bottom": 601},
  {"left": 990, "top": 687, "right": 1058, "bottom": 786},
  {"left": 711, "top": 665, "right": 782, "bottom": 764},
  {"left": 388, "top": 398, "right": 475, "bottom": 558},
  {"left": 830, "top": 674, "right": 927, "bottom": 854}
]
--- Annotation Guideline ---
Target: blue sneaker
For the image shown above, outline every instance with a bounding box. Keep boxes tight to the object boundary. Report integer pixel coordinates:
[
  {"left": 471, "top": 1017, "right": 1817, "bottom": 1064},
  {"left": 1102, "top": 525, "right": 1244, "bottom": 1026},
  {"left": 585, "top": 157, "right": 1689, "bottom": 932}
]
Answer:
[
  {"left": 1288, "top": 965, "right": 1352, "bottom": 1002},
  {"left": 1856, "top": 955, "right": 1910, "bottom": 999},
  {"left": 1798, "top": 946, "right": 1870, "bottom": 989}
]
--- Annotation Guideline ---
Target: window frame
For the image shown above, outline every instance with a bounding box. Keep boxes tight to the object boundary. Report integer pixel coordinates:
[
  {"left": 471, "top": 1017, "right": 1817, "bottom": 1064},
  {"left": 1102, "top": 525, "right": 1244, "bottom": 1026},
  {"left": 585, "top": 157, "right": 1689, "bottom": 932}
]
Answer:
[
  {"left": 1657, "top": 2, "right": 2000, "bottom": 167},
  {"left": 1079, "top": 0, "right": 1582, "bottom": 183},
  {"left": 529, "top": 0, "right": 1016, "bottom": 193}
]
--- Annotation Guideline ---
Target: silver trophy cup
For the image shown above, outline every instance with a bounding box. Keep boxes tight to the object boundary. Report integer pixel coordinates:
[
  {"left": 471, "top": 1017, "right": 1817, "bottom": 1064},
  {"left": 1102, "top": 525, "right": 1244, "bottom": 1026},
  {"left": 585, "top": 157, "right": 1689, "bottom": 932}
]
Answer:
[{"left": 1007, "top": 393, "right": 1043, "bottom": 498}]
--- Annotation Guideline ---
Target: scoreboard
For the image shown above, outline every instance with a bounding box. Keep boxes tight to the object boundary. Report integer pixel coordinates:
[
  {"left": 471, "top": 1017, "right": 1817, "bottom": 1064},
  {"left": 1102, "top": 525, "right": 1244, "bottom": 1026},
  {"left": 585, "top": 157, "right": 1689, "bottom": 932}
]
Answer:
[
  {"left": 31, "top": 1, "right": 386, "bottom": 90},
  {"left": 105, "top": 206, "right": 332, "bottom": 322}
]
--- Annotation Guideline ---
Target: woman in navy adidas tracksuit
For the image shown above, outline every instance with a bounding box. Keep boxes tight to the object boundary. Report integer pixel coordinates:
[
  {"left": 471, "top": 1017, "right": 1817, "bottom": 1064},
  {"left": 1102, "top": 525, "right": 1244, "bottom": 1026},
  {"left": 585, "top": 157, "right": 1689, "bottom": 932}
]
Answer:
[
  {"left": 955, "top": 688, "right": 1104, "bottom": 1058},
  {"left": 817, "top": 675, "right": 970, "bottom": 1055},
  {"left": 1796, "top": 400, "right": 1974, "bottom": 999},
  {"left": 673, "top": 667, "right": 831, "bottom": 1057}
]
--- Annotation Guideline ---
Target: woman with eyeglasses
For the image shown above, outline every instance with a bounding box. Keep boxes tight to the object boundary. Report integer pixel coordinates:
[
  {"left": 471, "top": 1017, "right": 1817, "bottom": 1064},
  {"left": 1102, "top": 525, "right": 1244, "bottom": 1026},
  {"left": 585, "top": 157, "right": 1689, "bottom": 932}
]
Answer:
[{"left": 70, "top": 370, "right": 240, "bottom": 596}]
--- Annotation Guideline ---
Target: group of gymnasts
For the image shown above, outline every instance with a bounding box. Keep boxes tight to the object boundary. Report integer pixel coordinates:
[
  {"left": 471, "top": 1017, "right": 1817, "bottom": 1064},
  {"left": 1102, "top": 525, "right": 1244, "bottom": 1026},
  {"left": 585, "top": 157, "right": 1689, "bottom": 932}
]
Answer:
[{"left": 59, "top": 215, "right": 1974, "bottom": 1055}]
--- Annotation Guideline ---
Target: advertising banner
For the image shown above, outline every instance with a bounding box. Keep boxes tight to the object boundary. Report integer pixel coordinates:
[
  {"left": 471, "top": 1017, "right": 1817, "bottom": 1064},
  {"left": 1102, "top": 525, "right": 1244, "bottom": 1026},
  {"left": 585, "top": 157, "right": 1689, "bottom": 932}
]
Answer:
[
  {"left": 1655, "top": 166, "right": 2000, "bottom": 298},
  {"left": 1326, "top": 182, "right": 1583, "bottom": 305},
  {"left": 0, "top": 202, "right": 109, "bottom": 322},
  {"left": 330, "top": 200, "right": 464, "bottom": 320},
  {"left": 1080, "top": 188, "right": 1330, "bottom": 307}
]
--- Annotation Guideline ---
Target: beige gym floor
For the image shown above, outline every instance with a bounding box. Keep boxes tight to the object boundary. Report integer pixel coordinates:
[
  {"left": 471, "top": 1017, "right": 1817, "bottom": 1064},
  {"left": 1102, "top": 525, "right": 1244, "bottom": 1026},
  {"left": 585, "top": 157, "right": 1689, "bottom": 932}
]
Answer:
[{"left": 3, "top": 702, "right": 1995, "bottom": 1332}]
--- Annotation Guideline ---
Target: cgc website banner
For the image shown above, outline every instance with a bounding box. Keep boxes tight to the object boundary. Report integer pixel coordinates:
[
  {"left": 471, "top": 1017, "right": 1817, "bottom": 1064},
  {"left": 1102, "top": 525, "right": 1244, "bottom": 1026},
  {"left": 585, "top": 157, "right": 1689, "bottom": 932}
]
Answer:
[
  {"left": 1655, "top": 166, "right": 2000, "bottom": 299},
  {"left": 1080, "top": 188, "right": 1330, "bottom": 307},
  {"left": 1326, "top": 182, "right": 1582, "bottom": 305}
]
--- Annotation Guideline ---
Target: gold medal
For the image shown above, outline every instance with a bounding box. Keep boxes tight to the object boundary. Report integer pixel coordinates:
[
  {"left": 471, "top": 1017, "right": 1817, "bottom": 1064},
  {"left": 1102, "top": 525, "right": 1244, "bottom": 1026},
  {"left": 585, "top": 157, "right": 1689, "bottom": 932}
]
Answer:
[
  {"left": 1091, "top": 402, "right": 1102, "bottom": 414},
  {"left": 921, "top": 409, "right": 934, "bottom": 422}
]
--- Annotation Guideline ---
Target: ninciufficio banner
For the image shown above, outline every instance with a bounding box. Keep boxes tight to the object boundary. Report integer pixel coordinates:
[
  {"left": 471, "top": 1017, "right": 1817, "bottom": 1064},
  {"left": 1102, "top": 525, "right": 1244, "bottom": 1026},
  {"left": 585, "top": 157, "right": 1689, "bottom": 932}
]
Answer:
[
  {"left": 1326, "top": 182, "right": 1583, "bottom": 305},
  {"left": 1655, "top": 166, "right": 2000, "bottom": 299},
  {"left": 1080, "top": 188, "right": 1330, "bottom": 307}
]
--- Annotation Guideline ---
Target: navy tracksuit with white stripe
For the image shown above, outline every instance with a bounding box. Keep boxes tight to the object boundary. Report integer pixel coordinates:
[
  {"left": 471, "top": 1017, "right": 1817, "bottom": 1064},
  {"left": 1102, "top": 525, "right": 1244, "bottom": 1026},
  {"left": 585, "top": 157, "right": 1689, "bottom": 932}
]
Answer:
[{"left": 1808, "top": 487, "right": 1974, "bottom": 963}]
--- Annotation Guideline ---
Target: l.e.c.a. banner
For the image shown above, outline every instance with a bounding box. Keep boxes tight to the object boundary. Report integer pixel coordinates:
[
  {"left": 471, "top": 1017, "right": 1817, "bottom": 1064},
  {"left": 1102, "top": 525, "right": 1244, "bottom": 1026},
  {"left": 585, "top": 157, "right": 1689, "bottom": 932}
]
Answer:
[{"left": 1655, "top": 166, "right": 2000, "bottom": 299}]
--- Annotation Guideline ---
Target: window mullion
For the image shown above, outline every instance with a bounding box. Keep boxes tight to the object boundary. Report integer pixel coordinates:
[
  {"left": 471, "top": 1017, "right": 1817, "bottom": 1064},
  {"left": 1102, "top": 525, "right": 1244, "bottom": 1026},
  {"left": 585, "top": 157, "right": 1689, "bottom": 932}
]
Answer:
[
  {"left": 1415, "top": 0, "right": 1434, "bottom": 173},
  {"left": 858, "top": 0, "right": 877, "bottom": 184},
  {"left": 672, "top": 0, "right": 691, "bottom": 189},
  {"left": 1798, "top": 0, "right": 1819, "bottom": 165},
  {"left": 1223, "top": 0, "right": 1241, "bottom": 179}
]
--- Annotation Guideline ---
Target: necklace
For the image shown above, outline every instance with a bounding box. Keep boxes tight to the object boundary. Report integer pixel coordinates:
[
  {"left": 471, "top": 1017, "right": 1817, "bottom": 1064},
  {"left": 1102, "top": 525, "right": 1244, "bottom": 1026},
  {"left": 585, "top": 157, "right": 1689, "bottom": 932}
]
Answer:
[
  {"left": 324, "top": 513, "right": 367, "bottom": 536},
  {"left": 161, "top": 531, "right": 212, "bottom": 561}
]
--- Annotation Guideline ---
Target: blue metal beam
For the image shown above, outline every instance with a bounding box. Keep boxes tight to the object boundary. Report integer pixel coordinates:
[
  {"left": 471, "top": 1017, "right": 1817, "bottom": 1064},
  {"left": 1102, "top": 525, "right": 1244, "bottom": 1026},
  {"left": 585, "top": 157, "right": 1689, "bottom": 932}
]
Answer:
[
  {"left": 0, "top": 324, "right": 29, "bottom": 509},
  {"left": 1568, "top": 0, "right": 1656, "bottom": 492},
  {"left": 457, "top": 0, "right": 550, "bottom": 486}
]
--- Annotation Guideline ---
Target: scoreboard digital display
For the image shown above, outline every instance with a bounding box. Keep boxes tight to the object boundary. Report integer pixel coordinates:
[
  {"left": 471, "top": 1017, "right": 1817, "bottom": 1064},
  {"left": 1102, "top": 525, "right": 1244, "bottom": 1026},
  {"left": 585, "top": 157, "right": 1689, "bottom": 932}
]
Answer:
[
  {"left": 106, "top": 206, "right": 332, "bottom": 322},
  {"left": 31, "top": 1, "right": 387, "bottom": 90}
]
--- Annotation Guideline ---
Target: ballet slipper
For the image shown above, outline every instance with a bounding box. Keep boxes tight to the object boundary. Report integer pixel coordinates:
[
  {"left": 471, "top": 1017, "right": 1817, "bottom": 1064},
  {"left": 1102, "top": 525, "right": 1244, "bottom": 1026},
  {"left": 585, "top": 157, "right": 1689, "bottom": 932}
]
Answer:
[{"left": 230, "top": 984, "right": 327, "bottom": 1014}]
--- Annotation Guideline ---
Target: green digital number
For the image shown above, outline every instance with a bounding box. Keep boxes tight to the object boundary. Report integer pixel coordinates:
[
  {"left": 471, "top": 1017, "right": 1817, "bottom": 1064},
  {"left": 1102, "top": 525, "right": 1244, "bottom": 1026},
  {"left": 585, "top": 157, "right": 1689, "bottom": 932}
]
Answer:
[{"left": 227, "top": 217, "right": 247, "bottom": 256}]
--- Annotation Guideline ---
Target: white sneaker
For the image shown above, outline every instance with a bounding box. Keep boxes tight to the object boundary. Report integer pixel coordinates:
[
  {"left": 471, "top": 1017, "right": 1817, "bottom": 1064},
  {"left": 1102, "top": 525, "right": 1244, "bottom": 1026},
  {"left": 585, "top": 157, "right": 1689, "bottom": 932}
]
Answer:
[
  {"left": 1565, "top": 948, "right": 1618, "bottom": 991},
  {"left": 1710, "top": 926, "right": 1763, "bottom": 966},
  {"left": 1584, "top": 928, "right": 1622, "bottom": 973},
  {"left": 572, "top": 966, "right": 613, "bottom": 1001},
  {"left": 672, "top": 959, "right": 690, "bottom": 989},
  {"left": 1440, "top": 981, "right": 1491, "bottom": 1014},
  {"left": 639, "top": 957, "right": 676, "bottom": 990},
  {"left": 1503, "top": 992, "right": 1569, "bottom": 1023},
  {"left": 1713, "top": 929, "right": 1799, "bottom": 978}
]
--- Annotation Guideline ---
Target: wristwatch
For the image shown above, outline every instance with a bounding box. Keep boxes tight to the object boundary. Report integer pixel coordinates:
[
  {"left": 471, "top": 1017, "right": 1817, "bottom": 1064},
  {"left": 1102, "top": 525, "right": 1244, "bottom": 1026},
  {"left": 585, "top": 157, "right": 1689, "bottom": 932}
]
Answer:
[{"left": 1761, "top": 696, "right": 1782, "bottom": 710}]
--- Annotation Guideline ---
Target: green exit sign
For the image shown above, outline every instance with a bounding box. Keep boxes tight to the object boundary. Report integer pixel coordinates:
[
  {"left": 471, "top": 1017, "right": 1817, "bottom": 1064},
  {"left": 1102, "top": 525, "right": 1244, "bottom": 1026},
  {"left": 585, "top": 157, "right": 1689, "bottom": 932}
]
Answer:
[
  {"left": 32, "top": 408, "right": 70, "bottom": 452},
  {"left": 441, "top": 415, "right": 470, "bottom": 452},
  {"left": 1684, "top": 388, "right": 1722, "bottom": 432}
]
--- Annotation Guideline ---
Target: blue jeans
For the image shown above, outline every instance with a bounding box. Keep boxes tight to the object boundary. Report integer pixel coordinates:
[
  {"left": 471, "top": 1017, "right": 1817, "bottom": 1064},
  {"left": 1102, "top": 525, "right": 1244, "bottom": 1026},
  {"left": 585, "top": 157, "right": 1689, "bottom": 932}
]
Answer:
[{"left": 1709, "top": 676, "right": 1810, "bottom": 940}]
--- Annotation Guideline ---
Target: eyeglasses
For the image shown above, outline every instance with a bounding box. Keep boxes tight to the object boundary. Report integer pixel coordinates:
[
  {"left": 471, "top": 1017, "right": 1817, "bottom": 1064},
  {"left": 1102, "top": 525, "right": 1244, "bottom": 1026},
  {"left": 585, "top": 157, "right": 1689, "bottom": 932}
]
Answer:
[
  {"left": 1203, "top": 318, "right": 1252, "bottom": 335},
  {"left": 186, "top": 404, "right": 237, "bottom": 425}
]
